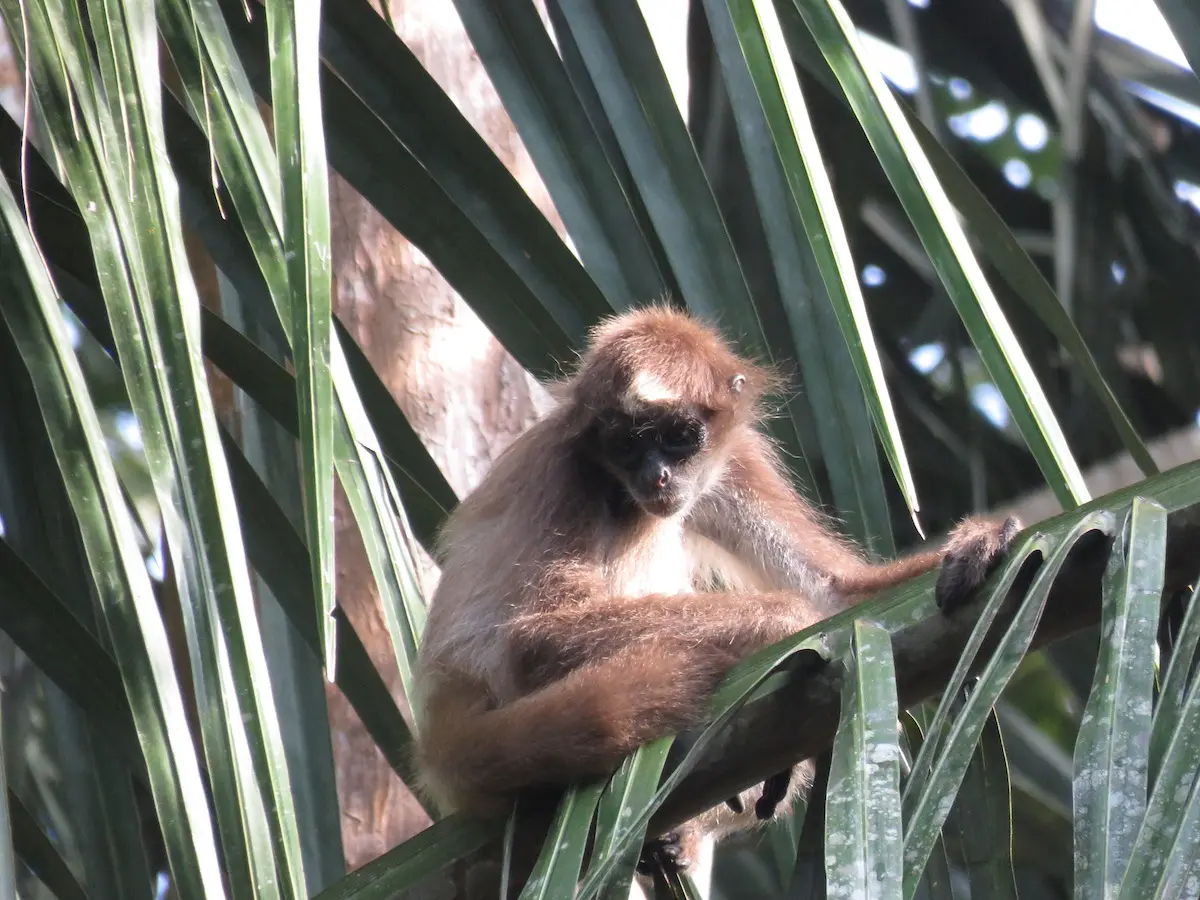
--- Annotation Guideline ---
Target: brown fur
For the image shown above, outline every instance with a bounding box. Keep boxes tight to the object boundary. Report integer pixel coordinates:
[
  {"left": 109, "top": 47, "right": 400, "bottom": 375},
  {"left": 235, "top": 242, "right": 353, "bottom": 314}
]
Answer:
[{"left": 413, "top": 306, "right": 1018, "bottom": 865}]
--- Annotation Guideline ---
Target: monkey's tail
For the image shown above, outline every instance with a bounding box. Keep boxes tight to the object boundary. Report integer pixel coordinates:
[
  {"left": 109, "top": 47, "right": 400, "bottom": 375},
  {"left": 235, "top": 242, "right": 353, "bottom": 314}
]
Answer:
[{"left": 415, "top": 647, "right": 723, "bottom": 817}]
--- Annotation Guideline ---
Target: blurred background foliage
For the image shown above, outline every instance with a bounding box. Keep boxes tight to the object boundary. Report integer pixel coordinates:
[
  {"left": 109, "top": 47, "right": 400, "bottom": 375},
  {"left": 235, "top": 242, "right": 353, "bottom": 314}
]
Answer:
[{"left": 0, "top": 0, "right": 1198, "bottom": 898}]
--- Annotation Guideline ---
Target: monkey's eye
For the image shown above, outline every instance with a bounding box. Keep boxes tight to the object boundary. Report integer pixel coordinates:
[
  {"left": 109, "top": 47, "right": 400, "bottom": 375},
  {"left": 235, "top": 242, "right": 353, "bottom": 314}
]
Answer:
[
  {"left": 605, "top": 430, "right": 642, "bottom": 465},
  {"left": 658, "top": 420, "right": 704, "bottom": 456}
]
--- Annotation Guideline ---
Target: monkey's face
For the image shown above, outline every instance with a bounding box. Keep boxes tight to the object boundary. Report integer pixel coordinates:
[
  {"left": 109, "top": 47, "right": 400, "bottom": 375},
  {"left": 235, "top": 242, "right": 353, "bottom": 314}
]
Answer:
[{"left": 593, "top": 408, "right": 709, "bottom": 518}]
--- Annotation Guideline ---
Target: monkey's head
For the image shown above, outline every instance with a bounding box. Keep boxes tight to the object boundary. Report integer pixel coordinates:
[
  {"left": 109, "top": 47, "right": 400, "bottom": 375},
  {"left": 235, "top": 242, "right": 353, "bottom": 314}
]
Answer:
[{"left": 563, "top": 306, "right": 777, "bottom": 519}]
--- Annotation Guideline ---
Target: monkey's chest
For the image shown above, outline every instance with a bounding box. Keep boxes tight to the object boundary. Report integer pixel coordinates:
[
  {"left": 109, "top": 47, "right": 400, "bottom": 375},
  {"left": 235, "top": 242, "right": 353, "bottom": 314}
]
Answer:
[{"left": 604, "top": 523, "right": 694, "bottom": 597}]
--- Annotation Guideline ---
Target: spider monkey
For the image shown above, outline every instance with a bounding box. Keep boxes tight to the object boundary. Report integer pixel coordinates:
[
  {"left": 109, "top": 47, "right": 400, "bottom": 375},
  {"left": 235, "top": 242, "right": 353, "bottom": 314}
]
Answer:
[{"left": 413, "top": 305, "right": 1019, "bottom": 878}]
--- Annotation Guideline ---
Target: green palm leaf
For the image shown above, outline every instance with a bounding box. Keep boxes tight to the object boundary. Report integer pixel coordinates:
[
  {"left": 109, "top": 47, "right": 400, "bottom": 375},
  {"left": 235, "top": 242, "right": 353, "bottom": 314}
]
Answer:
[
  {"left": 789, "top": 0, "right": 1089, "bottom": 509},
  {"left": 0, "top": 158, "right": 227, "bottom": 900},
  {"left": 825, "top": 621, "right": 902, "bottom": 900},
  {"left": 265, "top": 0, "right": 338, "bottom": 680}
]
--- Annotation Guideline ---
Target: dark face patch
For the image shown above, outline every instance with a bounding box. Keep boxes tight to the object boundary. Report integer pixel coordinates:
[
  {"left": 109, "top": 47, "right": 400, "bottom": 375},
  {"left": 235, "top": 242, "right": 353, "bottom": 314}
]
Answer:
[
  {"left": 590, "top": 406, "right": 708, "bottom": 517},
  {"left": 598, "top": 409, "right": 706, "bottom": 465}
]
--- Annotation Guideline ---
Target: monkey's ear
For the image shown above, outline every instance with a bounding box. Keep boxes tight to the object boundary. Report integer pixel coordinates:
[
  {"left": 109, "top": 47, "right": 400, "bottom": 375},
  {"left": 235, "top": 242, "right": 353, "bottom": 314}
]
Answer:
[{"left": 730, "top": 373, "right": 747, "bottom": 394}]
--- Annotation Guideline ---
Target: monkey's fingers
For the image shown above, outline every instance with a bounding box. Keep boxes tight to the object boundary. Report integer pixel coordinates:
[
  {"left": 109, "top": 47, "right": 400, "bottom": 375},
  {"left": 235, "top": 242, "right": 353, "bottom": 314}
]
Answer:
[
  {"left": 936, "top": 515, "right": 1022, "bottom": 613},
  {"left": 755, "top": 768, "right": 793, "bottom": 820},
  {"left": 637, "top": 831, "right": 694, "bottom": 877}
]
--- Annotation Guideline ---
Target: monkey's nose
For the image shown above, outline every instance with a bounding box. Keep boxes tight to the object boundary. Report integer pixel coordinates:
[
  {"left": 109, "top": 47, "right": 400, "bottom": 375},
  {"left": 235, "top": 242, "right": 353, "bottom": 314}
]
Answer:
[{"left": 655, "top": 468, "right": 671, "bottom": 489}]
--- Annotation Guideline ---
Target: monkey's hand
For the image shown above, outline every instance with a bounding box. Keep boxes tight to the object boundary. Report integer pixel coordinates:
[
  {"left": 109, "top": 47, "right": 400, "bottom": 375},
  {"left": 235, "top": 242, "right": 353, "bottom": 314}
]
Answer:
[
  {"left": 637, "top": 827, "right": 702, "bottom": 877},
  {"left": 935, "top": 516, "right": 1022, "bottom": 614},
  {"left": 756, "top": 768, "right": 794, "bottom": 820}
]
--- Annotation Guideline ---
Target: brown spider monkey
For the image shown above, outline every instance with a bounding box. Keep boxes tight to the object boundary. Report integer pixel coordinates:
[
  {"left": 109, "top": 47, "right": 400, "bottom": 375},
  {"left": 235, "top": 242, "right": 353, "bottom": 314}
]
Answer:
[{"left": 412, "top": 305, "right": 1019, "bottom": 877}]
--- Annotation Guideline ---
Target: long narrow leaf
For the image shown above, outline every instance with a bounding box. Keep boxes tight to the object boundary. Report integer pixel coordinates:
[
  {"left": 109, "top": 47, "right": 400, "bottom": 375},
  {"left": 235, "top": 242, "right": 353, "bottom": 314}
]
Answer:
[
  {"left": 1074, "top": 498, "right": 1166, "bottom": 898},
  {"left": 319, "top": 0, "right": 610, "bottom": 344},
  {"left": 1118, "top": 569, "right": 1200, "bottom": 894},
  {"left": 577, "top": 635, "right": 829, "bottom": 899},
  {"left": 0, "top": 702, "right": 14, "bottom": 900},
  {"left": 549, "top": 0, "right": 754, "bottom": 328},
  {"left": 699, "top": 0, "right": 895, "bottom": 552},
  {"left": 160, "top": 0, "right": 435, "bottom": 724},
  {"left": 825, "top": 620, "right": 902, "bottom": 900},
  {"left": 902, "top": 511, "right": 1116, "bottom": 897},
  {"left": 519, "top": 782, "right": 607, "bottom": 900},
  {"left": 766, "top": 807, "right": 804, "bottom": 895},
  {"left": 904, "top": 531, "right": 1047, "bottom": 807},
  {"left": 947, "top": 713, "right": 1017, "bottom": 899},
  {"left": 333, "top": 374, "right": 428, "bottom": 716},
  {"left": 1119, "top": 727, "right": 1200, "bottom": 900},
  {"left": 664, "top": 867, "right": 707, "bottom": 900},
  {"left": 1153, "top": 1, "right": 1200, "bottom": 84},
  {"left": 1149, "top": 578, "right": 1200, "bottom": 789},
  {"left": 715, "top": 0, "right": 920, "bottom": 528},
  {"left": 165, "top": 43, "right": 457, "bottom": 548},
  {"left": 900, "top": 710, "right": 956, "bottom": 900},
  {"left": 542, "top": 0, "right": 676, "bottom": 294},
  {"left": 201, "top": 0, "right": 580, "bottom": 375},
  {"left": 310, "top": 815, "right": 500, "bottom": 900},
  {"left": 790, "top": 0, "right": 1089, "bottom": 509},
  {"left": 0, "top": 539, "right": 138, "bottom": 753},
  {"left": 445, "top": 0, "right": 669, "bottom": 310},
  {"left": 903, "top": 123, "right": 1157, "bottom": 479},
  {"left": 25, "top": 0, "right": 308, "bottom": 892},
  {"left": 594, "top": 738, "right": 675, "bottom": 900},
  {"left": 222, "top": 430, "right": 422, "bottom": 791},
  {"left": 773, "top": 10, "right": 1155, "bottom": 476},
  {"left": 8, "top": 792, "right": 88, "bottom": 900},
  {"left": 2, "top": 92, "right": 420, "bottom": 803},
  {"left": 266, "top": 0, "right": 337, "bottom": 680},
  {"left": 1151, "top": 798, "right": 1200, "bottom": 899},
  {"left": 0, "top": 165, "right": 225, "bottom": 899}
]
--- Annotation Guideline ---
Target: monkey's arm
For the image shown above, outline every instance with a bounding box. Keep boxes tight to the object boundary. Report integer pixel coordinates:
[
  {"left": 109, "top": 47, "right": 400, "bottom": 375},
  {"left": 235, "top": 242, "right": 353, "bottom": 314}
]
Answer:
[
  {"left": 689, "top": 430, "right": 1019, "bottom": 610},
  {"left": 507, "top": 585, "right": 826, "bottom": 685}
]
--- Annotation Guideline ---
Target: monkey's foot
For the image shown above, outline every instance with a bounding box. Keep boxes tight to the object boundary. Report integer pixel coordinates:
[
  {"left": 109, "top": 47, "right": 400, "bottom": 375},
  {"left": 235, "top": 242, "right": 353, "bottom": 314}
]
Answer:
[
  {"left": 756, "top": 768, "right": 794, "bottom": 820},
  {"left": 936, "top": 515, "right": 1022, "bottom": 613},
  {"left": 636, "top": 830, "right": 698, "bottom": 877}
]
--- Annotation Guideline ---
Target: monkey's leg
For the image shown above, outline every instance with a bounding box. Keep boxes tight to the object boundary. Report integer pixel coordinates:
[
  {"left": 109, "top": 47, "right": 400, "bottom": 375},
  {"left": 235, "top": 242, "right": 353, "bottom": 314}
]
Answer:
[
  {"left": 423, "top": 589, "right": 828, "bottom": 816},
  {"left": 756, "top": 769, "right": 795, "bottom": 819},
  {"left": 694, "top": 759, "right": 814, "bottom": 843},
  {"left": 725, "top": 767, "right": 792, "bottom": 819},
  {"left": 418, "top": 643, "right": 745, "bottom": 814},
  {"left": 643, "top": 760, "right": 813, "bottom": 879}
]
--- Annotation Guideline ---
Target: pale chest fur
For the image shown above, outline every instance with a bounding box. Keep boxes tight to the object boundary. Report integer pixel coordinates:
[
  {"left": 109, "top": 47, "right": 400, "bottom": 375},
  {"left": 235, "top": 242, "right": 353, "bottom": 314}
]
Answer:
[
  {"left": 605, "top": 518, "right": 692, "bottom": 596},
  {"left": 604, "top": 518, "right": 769, "bottom": 596}
]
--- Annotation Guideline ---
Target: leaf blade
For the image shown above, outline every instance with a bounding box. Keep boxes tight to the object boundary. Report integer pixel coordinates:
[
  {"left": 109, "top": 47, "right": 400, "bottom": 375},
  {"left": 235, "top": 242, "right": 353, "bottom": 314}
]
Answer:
[
  {"left": 0, "top": 152, "right": 226, "bottom": 900},
  {"left": 790, "top": 0, "right": 1090, "bottom": 509},
  {"left": 1073, "top": 498, "right": 1166, "bottom": 898},
  {"left": 902, "top": 512, "right": 1117, "bottom": 897},
  {"left": 266, "top": 0, "right": 337, "bottom": 679},
  {"left": 717, "top": 0, "right": 921, "bottom": 529},
  {"left": 824, "top": 620, "right": 903, "bottom": 900}
]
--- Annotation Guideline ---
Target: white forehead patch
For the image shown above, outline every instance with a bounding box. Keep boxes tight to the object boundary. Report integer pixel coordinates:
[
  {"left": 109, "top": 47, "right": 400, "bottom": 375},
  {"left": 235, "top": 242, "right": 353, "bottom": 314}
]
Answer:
[{"left": 629, "top": 370, "right": 679, "bottom": 404}]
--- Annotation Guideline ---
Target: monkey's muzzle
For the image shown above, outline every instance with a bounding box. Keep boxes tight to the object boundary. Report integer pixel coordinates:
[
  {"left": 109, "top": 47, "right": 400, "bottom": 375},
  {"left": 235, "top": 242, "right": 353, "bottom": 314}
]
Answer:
[{"left": 633, "top": 465, "right": 687, "bottom": 517}]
